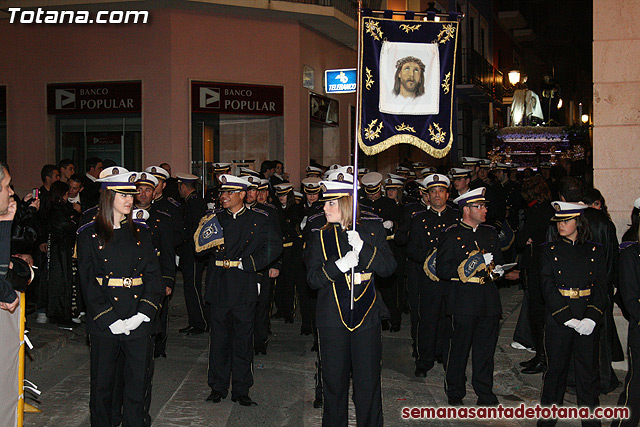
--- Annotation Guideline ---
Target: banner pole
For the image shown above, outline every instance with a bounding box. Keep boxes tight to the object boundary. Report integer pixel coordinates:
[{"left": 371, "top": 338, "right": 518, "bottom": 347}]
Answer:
[
  {"left": 17, "top": 293, "right": 25, "bottom": 427},
  {"left": 350, "top": 0, "right": 364, "bottom": 311}
]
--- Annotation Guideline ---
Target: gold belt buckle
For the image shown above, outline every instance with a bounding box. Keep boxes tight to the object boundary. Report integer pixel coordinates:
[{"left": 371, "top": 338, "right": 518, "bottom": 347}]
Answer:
[
  {"left": 569, "top": 288, "right": 579, "bottom": 299},
  {"left": 123, "top": 277, "right": 133, "bottom": 288},
  {"left": 223, "top": 259, "right": 230, "bottom": 269}
]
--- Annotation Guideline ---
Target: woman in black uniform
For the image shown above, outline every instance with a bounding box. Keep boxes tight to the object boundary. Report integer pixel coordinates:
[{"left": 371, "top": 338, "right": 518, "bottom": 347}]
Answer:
[
  {"left": 77, "top": 172, "right": 164, "bottom": 427},
  {"left": 304, "top": 169, "right": 396, "bottom": 427},
  {"left": 612, "top": 197, "right": 640, "bottom": 427},
  {"left": 538, "top": 201, "right": 606, "bottom": 427}
]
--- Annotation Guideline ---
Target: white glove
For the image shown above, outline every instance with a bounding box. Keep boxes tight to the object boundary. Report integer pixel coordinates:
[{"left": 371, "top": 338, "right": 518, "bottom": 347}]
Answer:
[
  {"left": 493, "top": 265, "right": 505, "bottom": 277},
  {"left": 109, "top": 319, "right": 130, "bottom": 335},
  {"left": 382, "top": 220, "right": 394, "bottom": 230},
  {"left": 300, "top": 216, "right": 308, "bottom": 230},
  {"left": 238, "top": 258, "right": 244, "bottom": 270},
  {"left": 124, "top": 312, "right": 150, "bottom": 332},
  {"left": 575, "top": 318, "right": 596, "bottom": 336},
  {"left": 335, "top": 251, "right": 359, "bottom": 273},
  {"left": 482, "top": 253, "right": 494, "bottom": 265},
  {"left": 346, "top": 230, "right": 364, "bottom": 253},
  {"left": 564, "top": 318, "right": 581, "bottom": 329},
  {"left": 257, "top": 282, "right": 261, "bottom": 296}
]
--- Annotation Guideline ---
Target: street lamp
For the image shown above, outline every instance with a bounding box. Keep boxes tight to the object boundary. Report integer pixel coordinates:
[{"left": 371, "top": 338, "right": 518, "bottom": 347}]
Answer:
[
  {"left": 508, "top": 70, "right": 520, "bottom": 86},
  {"left": 581, "top": 114, "right": 589, "bottom": 124}
]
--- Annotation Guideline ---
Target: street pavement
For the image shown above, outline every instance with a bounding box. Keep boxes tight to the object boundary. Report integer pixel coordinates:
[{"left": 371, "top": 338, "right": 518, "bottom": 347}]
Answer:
[{"left": 22, "top": 278, "right": 629, "bottom": 426}]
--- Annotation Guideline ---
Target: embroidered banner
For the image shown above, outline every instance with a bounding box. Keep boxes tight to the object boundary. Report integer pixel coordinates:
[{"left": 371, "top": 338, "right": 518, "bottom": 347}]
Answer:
[{"left": 357, "top": 13, "right": 460, "bottom": 157}]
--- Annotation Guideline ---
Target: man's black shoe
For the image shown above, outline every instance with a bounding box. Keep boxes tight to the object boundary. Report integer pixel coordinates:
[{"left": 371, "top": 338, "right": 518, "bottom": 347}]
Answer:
[
  {"left": 519, "top": 356, "right": 538, "bottom": 368},
  {"left": 301, "top": 325, "right": 313, "bottom": 335},
  {"left": 313, "top": 397, "right": 323, "bottom": 408},
  {"left": 477, "top": 400, "right": 499, "bottom": 406},
  {"left": 284, "top": 315, "right": 294, "bottom": 324},
  {"left": 414, "top": 368, "right": 427, "bottom": 378},
  {"left": 311, "top": 342, "right": 319, "bottom": 352},
  {"left": 179, "top": 326, "right": 195, "bottom": 333},
  {"left": 435, "top": 355, "right": 444, "bottom": 364},
  {"left": 448, "top": 398, "right": 463, "bottom": 406},
  {"left": 254, "top": 347, "right": 267, "bottom": 355},
  {"left": 154, "top": 351, "right": 167, "bottom": 359},
  {"left": 232, "top": 395, "right": 257, "bottom": 406},
  {"left": 521, "top": 362, "right": 546, "bottom": 375},
  {"left": 390, "top": 324, "right": 401, "bottom": 332},
  {"left": 381, "top": 320, "right": 390, "bottom": 331},
  {"left": 187, "top": 327, "right": 207, "bottom": 335},
  {"left": 206, "top": 390, "right": 226, "bottom": 403}
]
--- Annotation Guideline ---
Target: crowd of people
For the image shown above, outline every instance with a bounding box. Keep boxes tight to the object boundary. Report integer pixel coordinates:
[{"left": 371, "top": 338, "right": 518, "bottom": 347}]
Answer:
[{"left": 3, "top": 155, "right": 640, "bottom": 426}]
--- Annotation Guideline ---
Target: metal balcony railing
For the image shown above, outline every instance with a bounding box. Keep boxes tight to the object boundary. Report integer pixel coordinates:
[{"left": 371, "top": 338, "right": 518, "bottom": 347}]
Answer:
[
  {"left": 458, "top": 48, "right": 505, "bottom": 102},
  {"left": 279, "top": 0, "right": 383, "bottom": 21}
]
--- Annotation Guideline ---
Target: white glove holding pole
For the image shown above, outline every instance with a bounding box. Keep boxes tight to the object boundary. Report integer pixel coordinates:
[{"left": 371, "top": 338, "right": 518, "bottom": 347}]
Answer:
[
  {"left": 300, "top": 216, "right": 308, "bottom": 230},
  {"left": 124, "top": 312, "right": 150, "bottom": 332},
  {"left": 346, "top": 230, "right": 364, "bottom": 253},
  {"left": 493, "top": 265, "right": 505, "bottom": 277},
  {"left": 109, "top": 319, "right": 130, "bottom": 335},
  {"left": 564, "top": 318, "right": 581, "bottom": 329},
  {"left": 482, "top": 253, "right": 494, "bottom": 265},
  {"left": 335, "top": 251, "right": 359, "bottom": 273},
  {"left": 382, "top": 220, "right": 394, "bottom": 230},
  {"left": 238, "top": 258, "right": 244, "bottom": 270},
  {"left": 575, "top": 318, "right": 596, "bottom": 335}
]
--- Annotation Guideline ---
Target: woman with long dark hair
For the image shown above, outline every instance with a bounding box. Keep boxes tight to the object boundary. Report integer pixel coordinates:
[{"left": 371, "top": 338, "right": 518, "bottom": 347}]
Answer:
[
  {"left": 77, "top": 172, "right": 163, "bottom": 426},
  {"left": 538, "top": 202, "right": 606, "bottom": 427},
  {"left": 45, "top": 180, "right": 79, "bottom": 326},
  {"left": 612, "top": 197, "right": 640, "bottom": 427},
  {"left": 304, "top": 168, "right": 396, "bottom": 427}
]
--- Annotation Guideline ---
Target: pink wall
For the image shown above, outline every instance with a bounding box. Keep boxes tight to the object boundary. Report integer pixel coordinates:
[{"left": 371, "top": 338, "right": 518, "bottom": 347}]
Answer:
[{"left": 0, "top": 7, "right": 357, "bottom": 192}]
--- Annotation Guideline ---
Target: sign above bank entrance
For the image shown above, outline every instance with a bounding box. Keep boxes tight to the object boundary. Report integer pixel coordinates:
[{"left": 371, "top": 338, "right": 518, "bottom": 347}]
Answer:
[
  {"left": 324, "top": 69, "right": 357, "bottom": 94},
  {"left": 191, "top": 81, "right": 283, "bottom": 116},
  {"left": 47, "top": 81, "right": 141, "bottom": 115}
]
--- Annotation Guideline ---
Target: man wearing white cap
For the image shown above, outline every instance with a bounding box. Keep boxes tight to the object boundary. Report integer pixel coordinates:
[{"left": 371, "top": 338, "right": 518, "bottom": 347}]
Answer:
[
  {"left": 145, "top": 166, "right": 184, "bottom": 248},
  {"left": 408, "top": 174, "right": 459, "bottom": 377},
  {"left": 435, "top": 187, "right": 505, "bottom": 406},
  {"left": 204, "top": 174, "right": 282, "bottom": 406},
  {"left": 176, "top": 173, "right": 209, "bottom": 335}
]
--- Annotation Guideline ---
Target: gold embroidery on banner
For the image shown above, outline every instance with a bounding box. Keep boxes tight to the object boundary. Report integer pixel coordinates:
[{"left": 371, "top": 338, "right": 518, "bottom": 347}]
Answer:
[
  {"left": 437, "top": 23, "right": 456, "bottom": 44},
  {"left": 399, "top": 23, "right": 421, "bottom": 33},
  {"left": 358, "top": 132, "right": 452, "bottom": 158},
  {"left": 429, "top": 123, "right": 447, "bottom": 145},
  {"left": 442, "top": 72, "right": 451, "bottom": 94},
  {"left": 365, "top": 20, "right": 383, "bottom": 41},
  {"left": 395, "top": 123, "right": 416, "bottom": 133},
  {"left": 365, "top": 67, "right": 374, "bottom": 90},
  {"left": 364, "top": 119, "right": 384, "bottom": 141}
]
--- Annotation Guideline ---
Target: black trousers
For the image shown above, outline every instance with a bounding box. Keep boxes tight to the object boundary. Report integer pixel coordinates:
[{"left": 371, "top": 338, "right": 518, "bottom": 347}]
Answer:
[
  {"left": 207, "top": 301, "right": 256, "bottom": 398},
  {"left": 318, "top": 322, "right": 383, "bottom": 427},
  {"left": 416, "top": 280, "right": 449, "bottom": 371},
  {"left": 445, "top": 314, "right": 500, "bottom": 404},
  {"left": 181, "top": 249, "right": 207, "bottom": 330},
  {"left": 90, "top": 334, "right": 153, "bottom": 427},
  {"left": 538, "top": 320, "right": 600, "bottom": 427},
  {"left": 154, "top": 294, "right": 170, "bottom": 355},
  {"left": 296, "top": 257, "right": 314, "bottom": 332},
  {"left": 406, "top": 261, "right": 421, "bottom": 348},
  {"left": 274, "top": 247, "right": 296, "bottom": 318},
  {"left": 254, "top": 276, "right": 272, "bottom": 351},
  {"left": 612, "top": 345, "right": 640, "bottom": 427},
  {"left": 527, "top": 269, "right": 546, "bottom": 360}
]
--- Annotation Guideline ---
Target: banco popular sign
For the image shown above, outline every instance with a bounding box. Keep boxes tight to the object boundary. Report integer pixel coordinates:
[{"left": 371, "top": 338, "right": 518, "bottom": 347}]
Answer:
[
  {"left": 47, "top": 81, "right": 141, "bottom": 115},
  {"left": 192, "top": 81, "right": 283, "bottom": 116}
]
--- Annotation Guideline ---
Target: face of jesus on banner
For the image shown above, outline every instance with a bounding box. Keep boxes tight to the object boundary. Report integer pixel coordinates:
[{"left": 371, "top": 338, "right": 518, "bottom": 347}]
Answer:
[{"left": 394, "top": 57, "right": 425, "bottom": 98}]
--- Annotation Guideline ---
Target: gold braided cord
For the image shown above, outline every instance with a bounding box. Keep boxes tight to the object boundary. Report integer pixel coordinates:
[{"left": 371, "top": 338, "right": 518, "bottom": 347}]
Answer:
[{"left": 358, "top": 132, "right": 452, "bottom": 158}]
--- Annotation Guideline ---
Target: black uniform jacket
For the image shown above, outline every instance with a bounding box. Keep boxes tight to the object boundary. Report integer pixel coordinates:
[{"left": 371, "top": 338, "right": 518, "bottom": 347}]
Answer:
[
  {"left": 205, "top": 206, "right": 282, "bottom": 307},
  {"left": 77, "top": 221, "right": 164, "bottom": 338},
  {"left": 152, "top": 194, "right": 185, "bottom": 248},
  {"left": 540, "top": 238, "right": 606, "bottom": 326},
  {"left": 407, "top": 206, "right": 459, "bottom": 267},
  {"left": 435, "top": 221, "right": 503, "bottom": 316},
  {"left": 135, "top": 207, "right": 176, "bottom": 290},
  {"left": 394, "top": 199, "right": 429, "bottom": 246},
  {"left": 619, "top": 242, "right": 640, "bottom": 345},
  {"left": 304, "top": 219, "right": 397, "bottom": 329}
]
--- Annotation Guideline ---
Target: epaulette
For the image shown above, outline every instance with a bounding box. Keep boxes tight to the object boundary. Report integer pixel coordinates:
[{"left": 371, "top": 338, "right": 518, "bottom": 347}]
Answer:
[
  {"left": 540, "top": 241, "right": 553, "bottom": 248},
  {"left": 361, "top": 211, "right": 382, "bottom": 221},
  {"left": 252, "top": 207, "right": 269, "bottom": 217},
  {"left": 167, "top": 196, "right": 181, "bottom": 207},
  {"left": 309, "top": 212, "right": 325, "bottom": 221},
  {"left": 443, "top": 223, "right": 458, "bottom": 233},
  {"left": 214, "top": 207, "right": 224, "bottom": 214},
  {"left": 82, "top": 205, "right": 98, "bottom": 216},
  {"left": 77, "top": 220, "right": 95, "bottom": 235},
  {"left": 585, "top": 240, "right": 603, "bottom": 249},
  {"left": 410, "top": 210, "right": 424, "bottom": 218},
  {"left": 156, "top": 209, "right": 171, "bottom": 219},
  {"left": 133, "top": 219, "right": 149, "bottom": 228},
  {"left": 263, "top": 202, "right": 276, "bottom": 209},
  {"left": 620, "top": 241, "right": 637, "bottom": 251}
]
